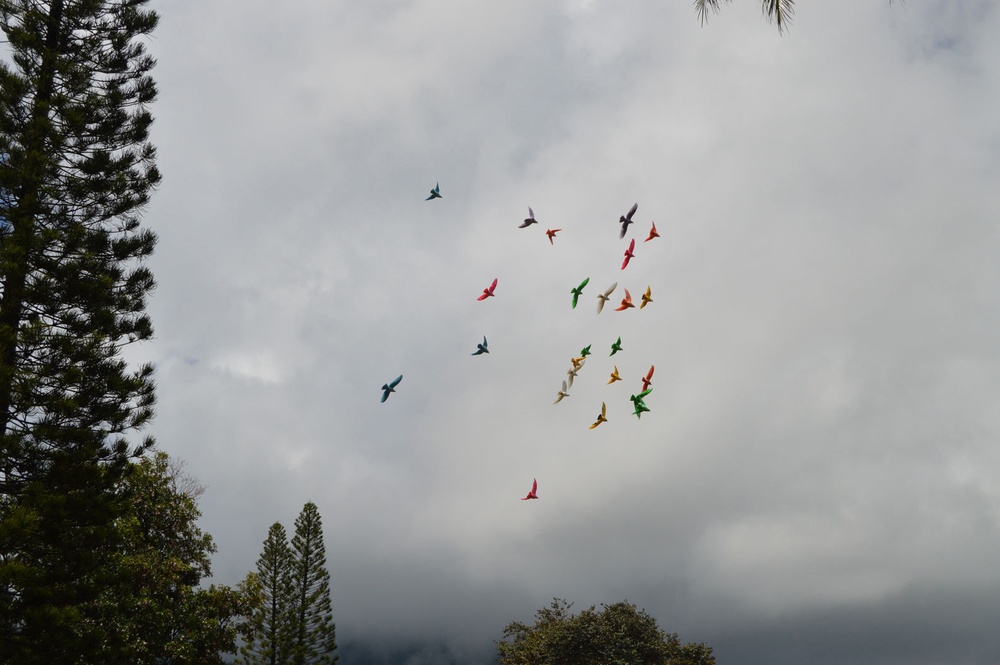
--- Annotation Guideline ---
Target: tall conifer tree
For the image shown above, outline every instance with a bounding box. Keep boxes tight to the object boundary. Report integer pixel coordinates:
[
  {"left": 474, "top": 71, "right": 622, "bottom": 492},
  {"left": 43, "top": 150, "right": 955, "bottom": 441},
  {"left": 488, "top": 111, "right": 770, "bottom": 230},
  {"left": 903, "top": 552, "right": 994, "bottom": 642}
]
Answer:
[
  {"left": 240, "top": 522, "right": 294, "bottom": 665},
  {"left": 288, "top": 502, "right": 338, "bottom": 665},
  {"left": 0, "top": 0, "right": 160, "bottom": 661}
]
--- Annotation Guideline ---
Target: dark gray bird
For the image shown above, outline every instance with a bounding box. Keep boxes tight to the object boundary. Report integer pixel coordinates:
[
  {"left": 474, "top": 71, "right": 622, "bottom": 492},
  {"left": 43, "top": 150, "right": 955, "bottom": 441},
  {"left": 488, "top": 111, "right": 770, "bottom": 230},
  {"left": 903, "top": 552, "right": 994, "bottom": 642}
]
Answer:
[
  {"left": 519, "top": 207, "right": 538, "bottom": 228},
  {"left": 472, "top": 336, "right": 489, "bottom": 356},
  {"left": 426, "top": 182, "right": 442, "bottom": 200},
  {"left": 619, "top": 202, "right": 638, "bottom": 239},
  {"left": 381, "top": 374, "right": 403, "bottom": 402}
]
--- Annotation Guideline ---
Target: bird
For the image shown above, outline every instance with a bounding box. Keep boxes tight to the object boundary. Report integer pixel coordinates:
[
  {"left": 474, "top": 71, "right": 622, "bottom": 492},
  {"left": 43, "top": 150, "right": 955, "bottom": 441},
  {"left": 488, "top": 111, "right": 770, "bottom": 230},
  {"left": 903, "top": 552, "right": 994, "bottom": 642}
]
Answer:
[
  {"left": 380, "top": 375, "right": 403, "bottom": 402},
  {"left": 589, "top": 402, "right": 608, "bottom": 429},
  {"left": 472, "top": 336, "right": 489, "bottom": 355},
  {"left": 567, "top": 358, "right": 585, "bottom": 387},
  {"left": 477, "top": 278, "right": 498, "bottom": 301},
  {"left": 632, "top": 401, "right": 650, "bottom": 419},
  {"left": 621, "top": 238, "right": 636, "bottom": 270},
  {"left": 619, "top": 202, "right": 638, "bottom": 239},
  {"left": 553, "top": 380, "right": 570, "bottom": 404},
  {"left": 641, "top": 365, "right": 655, "bottom": 392},
  {"left": 596, "top": 282, "right": 618, "bottom": 314},
  {"left": 570, "top": 356, "right": 587, "bottom": 371},
  {"left": 580, "top": 344, "right": 592, "bottom": 357},
  {"left": 629, "top": 388, "right": 652, "bottom": 409},
  {"left": 610, "top": 337, "right": 623, "bottom": 356},
  {"left": 545, "top": 228, "right": 561, "bottom": 244},
  {"left": 614, "top": 288, "right": 634, "bottom": 311},
  {"left": 426, "top": 182, "right": 441, "bottom": 200},
  {"left": 519, "top": 207, "right": 538, "bottom": 228},
  {"left": 608, "top": 366, "right": 622, "bottom": 384},
  {"left": 645, "top": 221, "right": 659, "bottom": 242},
  {"left": 521, "top": 478, "right": 539, "bottom": 500},
  {"left": 640, "top": 286, "right": 652, "bottom": 309},
  {"left": 570, "top": 277, "right": 590, "bottom": 309}
]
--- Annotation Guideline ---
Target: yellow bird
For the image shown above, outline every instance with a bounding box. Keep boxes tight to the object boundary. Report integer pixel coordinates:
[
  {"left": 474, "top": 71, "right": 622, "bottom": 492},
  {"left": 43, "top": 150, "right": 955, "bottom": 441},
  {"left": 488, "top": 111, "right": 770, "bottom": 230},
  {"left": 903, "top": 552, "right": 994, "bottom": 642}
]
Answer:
[
  {"left": 607, "top": 366, "right": 621, "bottom": 384},
  {"left": 589, "top": 402, "right": 608, "bottom": 429},
  {"left": 640, "top": 286, "right": 653, "bottom": 309}
]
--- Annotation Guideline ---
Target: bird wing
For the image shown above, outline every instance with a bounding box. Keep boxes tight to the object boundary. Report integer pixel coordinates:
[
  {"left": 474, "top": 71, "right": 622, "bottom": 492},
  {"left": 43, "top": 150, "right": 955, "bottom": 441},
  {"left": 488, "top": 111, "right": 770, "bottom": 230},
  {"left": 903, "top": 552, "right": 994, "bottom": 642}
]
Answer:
[
  {"left": 626, "top": 202, "right": 638, "bottom": 220},
  {"left": 390, "top": 375, "right": 403, "bottom": 388}
]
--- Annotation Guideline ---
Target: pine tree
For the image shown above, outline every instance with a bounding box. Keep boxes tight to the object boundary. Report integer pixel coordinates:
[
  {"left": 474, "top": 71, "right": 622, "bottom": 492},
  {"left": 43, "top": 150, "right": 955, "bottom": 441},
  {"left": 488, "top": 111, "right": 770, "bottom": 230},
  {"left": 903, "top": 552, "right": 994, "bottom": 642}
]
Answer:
[
  {"left": 240, "top": 522, "right": 295, "bottom": 665},
  {"left": 287, "top": 502, "right": 338, "bottom": 665},
  {"left": 0, "top": 0, "right": 160, "bottom": 661}
]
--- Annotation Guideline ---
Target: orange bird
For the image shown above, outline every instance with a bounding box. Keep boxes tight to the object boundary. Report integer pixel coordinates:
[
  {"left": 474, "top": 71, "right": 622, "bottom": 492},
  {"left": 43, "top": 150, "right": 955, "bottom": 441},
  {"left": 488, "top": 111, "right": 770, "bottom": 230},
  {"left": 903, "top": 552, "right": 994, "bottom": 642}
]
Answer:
[
  {"left": 477, "top": 278, "right": 498, "bottom": 301},
  {"left": 546, "top": 229, "right": 561, "bottom": 244},
  {"left": 521, "top": 478, "right": 539, "bottom": 500},
  {"left": 608, "top": 365, "right": 622, "bottom": 384},
  {"left": 645, "top": 221, "right": 659, "bottom": 242},
  {"left": 614, "top": 288, "right": 634, "bottom": 311},
  {"left": 641, "top": 365, "right": 655, "bottom": 392},
  {"left": 589, "top": 402, "right": 608, "bottom": 429},
  {"left": 621, "top": 238, "right": 636, "bottom": 270},
  {"left": 640, "top": 286, "right": 652, "bottom": 309}
]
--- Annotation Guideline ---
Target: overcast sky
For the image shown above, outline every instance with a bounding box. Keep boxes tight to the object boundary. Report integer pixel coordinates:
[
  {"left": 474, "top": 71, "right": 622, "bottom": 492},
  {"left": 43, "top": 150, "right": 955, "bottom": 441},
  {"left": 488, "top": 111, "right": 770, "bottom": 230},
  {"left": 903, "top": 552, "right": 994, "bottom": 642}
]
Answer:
[{"left": 135, "top": 1, "right": 1000, "bottom": 663}]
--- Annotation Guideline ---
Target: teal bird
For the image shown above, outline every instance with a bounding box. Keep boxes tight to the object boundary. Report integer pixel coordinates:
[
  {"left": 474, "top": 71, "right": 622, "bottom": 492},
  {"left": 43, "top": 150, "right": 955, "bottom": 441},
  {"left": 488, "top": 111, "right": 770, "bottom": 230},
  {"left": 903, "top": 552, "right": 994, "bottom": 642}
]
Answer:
[
  {"left": 609, "top": 337, "right": 623, "bottom": 356},
  {"left": 580, "top": 344, "right": 592, "bottom": 357},
  {"left": 571, "top": 277, "right": 590, "bottom": 309},
  {"left": 471, "top": 336, "right": 489, "bottom": 356},
  {"left": 426, "top": 182, "right": 442, "bottom": 200},
  {"left": 381, "top": 375, "right": 403, "bottom": 402}
]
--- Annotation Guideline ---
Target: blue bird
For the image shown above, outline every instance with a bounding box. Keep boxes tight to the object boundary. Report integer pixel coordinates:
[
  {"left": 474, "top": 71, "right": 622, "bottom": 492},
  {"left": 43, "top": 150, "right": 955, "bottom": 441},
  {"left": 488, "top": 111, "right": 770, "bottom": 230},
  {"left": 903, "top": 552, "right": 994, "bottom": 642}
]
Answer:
[
  {"left": 381, "top": 374, "right": 403, "bottom": 402},
  {"left": 426, "top": 182, "right": 442, "bottom": 200},
  {"left": 472, "top": 336, "right": 489, "bottom": 356}
]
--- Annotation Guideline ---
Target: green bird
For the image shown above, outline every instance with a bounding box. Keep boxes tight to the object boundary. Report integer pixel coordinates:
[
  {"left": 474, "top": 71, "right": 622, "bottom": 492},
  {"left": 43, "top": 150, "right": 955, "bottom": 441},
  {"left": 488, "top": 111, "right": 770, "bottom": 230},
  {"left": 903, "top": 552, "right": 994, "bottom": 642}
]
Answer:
[
  {"left": 609, "top": 336, "right": 623, "bottom": 356},
  {"left": 632, "top": 401, "right": 650, "bottom": 419},
  {"left": 580, "top": 344, "right": 592, "bottom": 357},
  {"left": 570, "top": 277, "right": 590, "bottom": 309},
  {"left": 629, "top": 388, "right": 652, "bottom": 409}
]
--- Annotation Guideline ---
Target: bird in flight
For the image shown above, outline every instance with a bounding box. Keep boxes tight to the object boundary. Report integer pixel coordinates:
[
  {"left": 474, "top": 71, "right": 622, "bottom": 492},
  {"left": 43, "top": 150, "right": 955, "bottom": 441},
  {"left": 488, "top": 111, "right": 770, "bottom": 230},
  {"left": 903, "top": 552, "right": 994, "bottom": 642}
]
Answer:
[
  {"left": 629, "top": 388, "right": 652, "bottom": 411},
  {"left": 570, "top": 356, "right": 587, "bottom": 371},
  {"left": 610, "top": 336, "right": 623, "bottom": 356},
  {"left": 519, "top": 207, "right": 538, "bottom": 228},
  {"left": 545, "top": 228, "right": 561, "bottom": 244},
  {"left": 570, "top": 277, "right": 590, "bottom": 309},
  {"left": 619, "top": 202, "right": 638, "bottom": 239},
  {"left": 579, "top": 344, "right": 592, "bottom": 357},
  {"left": 521, "top": 478, "right": 539, "bottom": 500},
  {"left": 380, "top": 375, "right": 403, "bottom": 402},
  {"left": 632, "top": 401, "right": 650, "bottom": 419},
  {"left": 645, "top": 221, "right": 659, "bottom": 242},
  {"left": 608, "top": 365, "right": 622, "bottom": 384},
  {"left": 477, "top": 278, "right": 498, "bottom": 301},
  {"left": 426, "top": 182, "right": 442, "bottom": 200},
  {"left": 621, "top": 238, "right": 636, "bottom": 270},
  {"left": 589, "top": 402, "right": 608, "bottom": 429},
  {"left": 614, "top": 288, "right": 634, "bottom": 311},
  {"left": 640, "top": 286, "right": 652, "bottom": 309},
  {"left": 596, "top": 282, "right": 618, "bottom": 314},
  {"left": 641, "top": 365, "right": 654, "bottom": 391},
  {"left": 553, "top": 380, "right": 570, "bottom": 404},
  {"left": 472, "top": 336, "right": 489, "bottom": 355}
]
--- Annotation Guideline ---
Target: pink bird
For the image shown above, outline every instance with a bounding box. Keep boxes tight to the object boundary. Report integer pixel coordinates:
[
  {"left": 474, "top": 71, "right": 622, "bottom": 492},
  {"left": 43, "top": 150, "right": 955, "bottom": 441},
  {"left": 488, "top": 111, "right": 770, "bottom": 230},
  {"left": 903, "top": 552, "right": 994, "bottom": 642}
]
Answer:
[
  {"left": 546, "top": 228, "right": 561, "bottom": 245},
  {"left": 477, "top": 278, "right": 498, "bottom": 301},
  {"left": 641, "top": 365, "right": 655, "bottom": 392},
  {"left": 614, "top": 288, "right": 634, "bottom": 311},
  {"left": 621, "top": 238, "right": 636, "bottom": 270},
  {"left": 645, "top": 221, "right": 659, "bottom": 242},
  {"left": 521, "top": 478, "right": 539, "bottom": 500}
]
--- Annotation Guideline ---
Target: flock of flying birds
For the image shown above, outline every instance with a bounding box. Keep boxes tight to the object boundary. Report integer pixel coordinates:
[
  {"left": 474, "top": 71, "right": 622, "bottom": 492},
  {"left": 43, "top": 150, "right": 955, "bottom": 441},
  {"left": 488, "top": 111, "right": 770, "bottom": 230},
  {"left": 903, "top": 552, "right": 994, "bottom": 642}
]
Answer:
[{"left": 380, "top": 183, "right": 663, "bottom": 501}]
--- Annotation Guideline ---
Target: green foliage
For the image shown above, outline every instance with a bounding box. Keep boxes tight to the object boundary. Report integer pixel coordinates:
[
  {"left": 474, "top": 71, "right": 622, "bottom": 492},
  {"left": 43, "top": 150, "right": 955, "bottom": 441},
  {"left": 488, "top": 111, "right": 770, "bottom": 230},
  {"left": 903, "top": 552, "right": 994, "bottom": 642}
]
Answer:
[
  {"left": 496, "top": 599, "right": 715, "bottom": 665},
  {"left": 94, "top": 452, "right": 251, "bottom": 664},
  {"left": 241, "top": 503, "right": 338, "bottom": 665},
  {"left": 0, "top": 0, "right": 161, "bottom": 660}
]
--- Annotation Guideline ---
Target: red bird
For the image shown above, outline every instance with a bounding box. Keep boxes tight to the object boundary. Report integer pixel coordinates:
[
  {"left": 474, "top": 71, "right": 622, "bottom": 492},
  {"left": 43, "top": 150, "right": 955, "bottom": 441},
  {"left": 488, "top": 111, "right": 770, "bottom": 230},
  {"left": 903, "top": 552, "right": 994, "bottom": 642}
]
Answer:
[
  {"left": 641, "top": 365, "right": 655, "bottom": 392},
  {"left": 614, "top": 288, "right": 634, "bottom": 311},
  {"left": 621, "top": 238, "right": 636, "bottom": 270},
  {"left": 546, "top": 229, "right": 561, "bottom": 245},
  {"left": 477, "top": 278, "right": 498, "bottom": 301},
  {"left": 645, "top": 221, "right": 659, "bottom": 242},
  {"left": 521, "top": 478, "right": 539, "bottom": 500}
]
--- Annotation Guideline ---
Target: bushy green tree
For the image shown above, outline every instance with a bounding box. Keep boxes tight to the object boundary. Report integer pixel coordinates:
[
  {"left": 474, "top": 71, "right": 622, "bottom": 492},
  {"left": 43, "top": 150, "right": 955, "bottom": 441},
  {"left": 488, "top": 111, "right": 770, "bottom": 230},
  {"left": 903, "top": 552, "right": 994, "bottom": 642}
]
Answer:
[
  {"left": 497, "top": 598, "right": 715, "bottom": 665},
  {"left": 95, "top": 452, "right": 251, "bottom": 664},
  {"left": 0, "top": 0, "right": 161, "bottom": 661}
]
